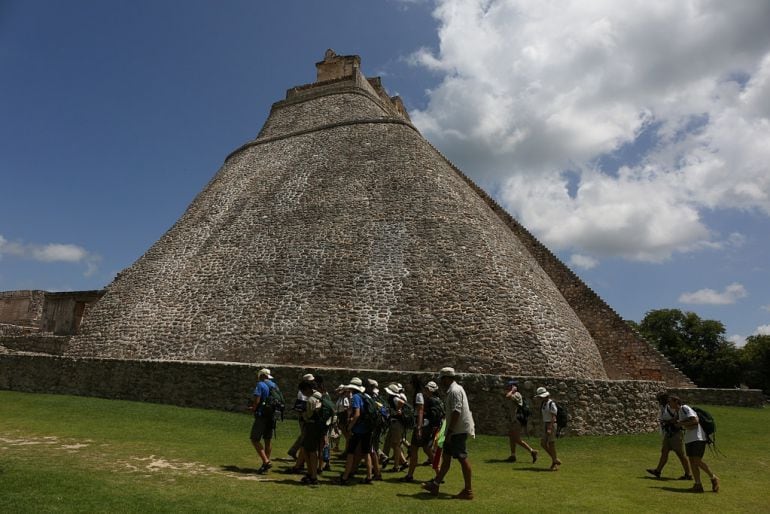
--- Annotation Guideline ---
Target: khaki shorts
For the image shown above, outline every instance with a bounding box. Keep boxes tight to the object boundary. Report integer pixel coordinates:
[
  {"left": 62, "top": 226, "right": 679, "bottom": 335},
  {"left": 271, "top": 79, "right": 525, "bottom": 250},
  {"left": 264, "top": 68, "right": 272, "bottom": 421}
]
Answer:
[
  {"left": 541, "top": 424, "right": 556, "bottom": 443},
  {"left": 662, "top": 430, "right": 685, "bottom": 453}
]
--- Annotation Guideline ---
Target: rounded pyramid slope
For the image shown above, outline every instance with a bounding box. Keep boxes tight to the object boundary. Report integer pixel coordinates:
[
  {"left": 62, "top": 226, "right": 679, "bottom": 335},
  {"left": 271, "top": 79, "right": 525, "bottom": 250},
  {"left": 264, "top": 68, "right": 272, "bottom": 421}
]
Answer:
[{"left": 68, "top": 63, "right": 608, "bottom": 380}]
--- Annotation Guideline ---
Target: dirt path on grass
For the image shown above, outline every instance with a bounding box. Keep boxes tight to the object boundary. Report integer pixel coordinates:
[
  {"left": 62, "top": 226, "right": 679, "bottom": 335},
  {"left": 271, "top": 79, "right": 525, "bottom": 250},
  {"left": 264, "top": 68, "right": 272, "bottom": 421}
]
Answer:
[{"left": 0, "top": 432, "right": 269, "bottom": 482}]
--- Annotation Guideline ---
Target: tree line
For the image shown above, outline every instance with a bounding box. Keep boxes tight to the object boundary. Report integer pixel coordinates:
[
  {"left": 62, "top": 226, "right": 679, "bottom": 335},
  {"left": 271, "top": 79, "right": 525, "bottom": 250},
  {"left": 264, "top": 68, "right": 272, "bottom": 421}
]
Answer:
[{"left": 628, "top": 309, "right": 770, "bottom": 395}]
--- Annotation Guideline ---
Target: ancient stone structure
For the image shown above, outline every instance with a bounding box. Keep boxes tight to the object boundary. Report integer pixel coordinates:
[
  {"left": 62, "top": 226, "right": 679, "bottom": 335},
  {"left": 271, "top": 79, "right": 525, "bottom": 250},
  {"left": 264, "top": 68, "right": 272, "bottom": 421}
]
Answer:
[
  {"left": 4, "top": 50, "right": 737, "bottom": 436},
  {"left": 62, "top": 50, "right": 689, "bottom": 387},
  {"left": 0, "top": 290, "right": 103, "bottom": 337}
]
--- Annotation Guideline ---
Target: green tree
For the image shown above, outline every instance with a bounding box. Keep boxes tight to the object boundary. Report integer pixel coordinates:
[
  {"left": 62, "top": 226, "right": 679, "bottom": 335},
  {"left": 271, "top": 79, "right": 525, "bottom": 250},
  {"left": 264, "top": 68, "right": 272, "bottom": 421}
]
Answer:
[
  {"left": 741, "top": 335, "right": 770, "bottom": 395},
  {"left": 638, "top": 309, "right": 742, "bottom": 388}
]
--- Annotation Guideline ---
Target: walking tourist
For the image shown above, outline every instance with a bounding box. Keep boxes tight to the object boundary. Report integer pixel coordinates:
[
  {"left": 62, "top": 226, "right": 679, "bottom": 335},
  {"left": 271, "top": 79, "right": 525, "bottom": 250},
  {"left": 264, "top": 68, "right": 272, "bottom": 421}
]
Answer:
[
  {"left": 421, "top": 367, "right": 475, "bottom": 500},
  {"left": 536, "top": 386, "right": 561, "bottom": 471},
  {"left": 646, "top": 392, "right": 692, "bottom": 480}
]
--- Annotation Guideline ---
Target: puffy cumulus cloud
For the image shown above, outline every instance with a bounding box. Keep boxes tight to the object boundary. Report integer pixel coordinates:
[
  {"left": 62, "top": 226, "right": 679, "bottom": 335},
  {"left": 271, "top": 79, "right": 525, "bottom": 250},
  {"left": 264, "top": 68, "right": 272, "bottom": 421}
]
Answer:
[
  {"left": 678, "top": 282, "right": 747, "bottom": 305},
  {"left": 757, "top": 325, "right": 770, "bottom": 336},
  {"left": 569, "top": 254, "right": 598, "bottom": 270},
  {"left": 410, "top": 0, "right": 770, "bottom": 261},
  {"left": 0, "top": 234, "right": 100, "bottom": 276}
]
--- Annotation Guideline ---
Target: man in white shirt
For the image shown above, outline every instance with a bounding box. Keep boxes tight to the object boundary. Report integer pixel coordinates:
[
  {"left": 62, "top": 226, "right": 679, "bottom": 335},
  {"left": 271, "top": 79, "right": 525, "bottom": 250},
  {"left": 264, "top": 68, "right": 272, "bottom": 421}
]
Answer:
[
  {"left": 669, "top": 395, "right": 720, "bottom": 493},
  {"left": 422, "top": 367, "right": 475, "bottom": 500},
  {"left": 536, "top": 386, "right": 561, "bottom": 471}
]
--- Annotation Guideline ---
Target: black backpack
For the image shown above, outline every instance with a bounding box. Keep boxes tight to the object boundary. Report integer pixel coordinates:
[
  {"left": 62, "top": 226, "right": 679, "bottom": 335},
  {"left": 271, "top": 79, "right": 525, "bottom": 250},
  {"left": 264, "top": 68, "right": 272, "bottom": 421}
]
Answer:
[
  {"left": 426, "top": 396, "right": 445, "bottom": 428},
  {"left": 549, "top": 400, "right": 569, "bottom": 437},
  {"left": 516, "top": 398, "right": 532, "bottom": 425},
  {"left": 399, "top": 402, "right": 416, "bottom": 429},
  {"left": 361, "top": 394, "right": 384, "bottom": 432},
  {"left": 692, "top": 406, "right": 716, "bottom": 444}
]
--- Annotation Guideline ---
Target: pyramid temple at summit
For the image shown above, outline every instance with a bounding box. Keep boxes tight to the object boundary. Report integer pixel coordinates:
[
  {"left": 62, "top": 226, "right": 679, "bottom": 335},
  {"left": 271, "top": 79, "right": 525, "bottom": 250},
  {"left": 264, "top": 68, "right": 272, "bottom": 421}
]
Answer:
[{"left": 62, "top": 50, "right": 692, "bottom": 387}]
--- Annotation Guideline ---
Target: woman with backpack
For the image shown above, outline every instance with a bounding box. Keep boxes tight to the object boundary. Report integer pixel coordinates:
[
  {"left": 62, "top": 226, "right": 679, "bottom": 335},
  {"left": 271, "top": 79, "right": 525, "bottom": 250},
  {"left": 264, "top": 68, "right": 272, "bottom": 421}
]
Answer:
[
  {"left": 383, "top": 383, "right": 410, "bottom": 472},
  {"left": 504, "top": 380, "right": 538, "bottom": 464},
  {"left": 401, "top": 379, "right": 443, "bottom": 482}
]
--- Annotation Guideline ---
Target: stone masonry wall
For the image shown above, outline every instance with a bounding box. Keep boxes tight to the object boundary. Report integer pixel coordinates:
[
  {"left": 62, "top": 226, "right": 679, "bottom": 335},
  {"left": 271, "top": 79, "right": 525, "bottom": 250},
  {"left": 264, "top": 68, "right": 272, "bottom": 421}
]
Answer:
[
  {"left": 0, "top": 354, "right": 696, "bottom": 436},
  {"left": 69, "top": 99, "right": 609, "bottom": 380},
  {"left": 423, "top": 145, "right": 695, "bottom": 388},
  {"left": 0, "top": 290, "right": 45, "bottom": 328}
]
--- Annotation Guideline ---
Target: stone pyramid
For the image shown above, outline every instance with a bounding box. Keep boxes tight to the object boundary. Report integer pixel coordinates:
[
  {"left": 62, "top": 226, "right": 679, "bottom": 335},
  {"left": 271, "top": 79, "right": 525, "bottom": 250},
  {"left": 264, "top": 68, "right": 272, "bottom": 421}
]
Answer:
[{"left": 67, "top": 50, "right": 691, "bottom": 385}]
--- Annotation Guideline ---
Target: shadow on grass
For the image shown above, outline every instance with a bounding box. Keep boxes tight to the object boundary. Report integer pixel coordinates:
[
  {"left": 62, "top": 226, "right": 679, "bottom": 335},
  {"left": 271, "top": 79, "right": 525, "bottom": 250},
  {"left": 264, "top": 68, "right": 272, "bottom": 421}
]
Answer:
[
  {"left": 220, "top": 465, "right": 262, "bottom": 475},
  {"left": 484, "top": 458, "right": 515, "bottom": 464},
  {"left": 395, "top": 492, "right": 459, "bottom": 501},
  {"left": 512, "top": 466, "right": 559, "bottom": 472},
  {"left": 641, "top": 475, "right": 683, "bottom": 482},
  {"left": 655, "top": 486, "right": 705, "bottom": 494}
]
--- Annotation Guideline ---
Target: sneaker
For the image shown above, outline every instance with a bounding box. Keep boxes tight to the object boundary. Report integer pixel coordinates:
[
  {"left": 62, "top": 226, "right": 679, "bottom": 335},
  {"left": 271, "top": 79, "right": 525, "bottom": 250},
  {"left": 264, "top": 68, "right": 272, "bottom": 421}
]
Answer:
[
  {"left": 360, "top": 477, "right": 374, "bottom": 484},
  {"left": 421, "top": 459, "right": 432, "bottom": 466},
  {"left": 421, "top": 480, "right": 440, "bottom": 496},
  {"left": 711, "top": 476, "right": 720, "bottom": 493},
  {"left": 287, "top": 449, "right": 297, "bottom": 459},
  {"left": 531, "top": 450, "right": 538, "bottom": 464},
  {"left": 257, "top": 461, "right": 272, "bottom": 474},
  {"left": 506, "top": 455, "right": 517, "bottom": 463},
  {"left": 399, "top": 475, "right": 415, "bottom": 483},
  {"left": 453, "top": 489, "right": 474, "bottom": 500},
  {"left": 322, "top": 463, "right": 331, "bottom": 472},
  {"left": 398, "top": 463, "right": 409, "bottom": 472},
  {"left": 690, "top": 483, "right": 705, "bottom": 493},
  {"left": 646, "top": 468, "right": 661, "bottom": 478},
  {"left": 372, "top": 474, "right": 383, "bottom": 481},
  {"left": 678, "top": 474, "right": 693, "bottom": 480},
  {"left": 337, "top": 476, "right": 351, "bottom": 486}
]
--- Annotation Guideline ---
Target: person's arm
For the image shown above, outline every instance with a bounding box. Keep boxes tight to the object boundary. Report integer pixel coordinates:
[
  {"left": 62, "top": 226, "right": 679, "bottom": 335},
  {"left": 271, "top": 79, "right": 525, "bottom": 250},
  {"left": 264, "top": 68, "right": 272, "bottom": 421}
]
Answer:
[
  {"left": 347, "top": 406, "right": 360, "bottom": 432},
  {"left": 416, "top": 403, "right": 425, "bottom": 434}
]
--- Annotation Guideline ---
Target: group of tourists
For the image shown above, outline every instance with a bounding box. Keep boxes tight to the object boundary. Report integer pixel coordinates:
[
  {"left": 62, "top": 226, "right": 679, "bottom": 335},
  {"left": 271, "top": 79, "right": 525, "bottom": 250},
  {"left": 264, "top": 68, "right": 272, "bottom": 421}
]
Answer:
[
  {"left": 248, "top": 368, "right": 720, "bottom": 498},
  {"left": 646, "top": 392, "right": 720, "bottom": 493},
  {"left": 247, "top": 366, "right": 573, "bottom": 500}
]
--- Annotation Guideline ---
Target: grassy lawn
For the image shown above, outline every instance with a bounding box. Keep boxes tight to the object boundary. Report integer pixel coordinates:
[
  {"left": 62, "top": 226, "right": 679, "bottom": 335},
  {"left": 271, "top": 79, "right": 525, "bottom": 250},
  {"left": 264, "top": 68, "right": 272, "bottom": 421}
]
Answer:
[{"left": 1, "top": 390, "right": 768, "bottom": 513}]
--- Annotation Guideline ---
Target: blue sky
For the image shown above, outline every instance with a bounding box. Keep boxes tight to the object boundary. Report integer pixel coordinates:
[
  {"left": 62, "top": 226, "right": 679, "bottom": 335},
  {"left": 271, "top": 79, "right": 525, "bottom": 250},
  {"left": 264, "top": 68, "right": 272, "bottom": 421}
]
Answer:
[{"left": 2, "top": 1, "right": 769, "bottom": 345}]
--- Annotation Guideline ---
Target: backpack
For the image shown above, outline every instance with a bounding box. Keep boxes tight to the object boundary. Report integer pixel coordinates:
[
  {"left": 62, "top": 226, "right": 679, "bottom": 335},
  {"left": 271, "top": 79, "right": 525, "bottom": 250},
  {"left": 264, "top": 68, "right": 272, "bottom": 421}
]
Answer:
[
  {"left": 361, "top": 394, "right": 385, "bottom": 432},
  {"left": 316, "top": 396, "right": 336, "bottom": 427},
  {"left": 549, "top": 400, "right": 569, "bottom": 437},
  {"left": 426, "top": 396, "right": 445, "bottom": 428},
  {"left": 516, "top": 398, "right": 532, "bottom": 425},
  {"left": 399, "top": 402, "right": 416, "bottom": 429},
  {"left": 692, "top": 406, "right": 716, "bottom": 443},
  {"left": 264, "top": 383, "right": 286, "bottom": 420}
]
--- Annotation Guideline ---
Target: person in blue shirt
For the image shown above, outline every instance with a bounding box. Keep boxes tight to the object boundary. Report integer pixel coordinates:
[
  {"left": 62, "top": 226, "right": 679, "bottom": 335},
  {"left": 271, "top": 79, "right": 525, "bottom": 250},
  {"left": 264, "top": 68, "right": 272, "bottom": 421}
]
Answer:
[
  {"left": 339, "top": 377, "right": 373, "bottom": 484},
  {"left": 249, "top": 368, "right": 275, "bottom": 473}
]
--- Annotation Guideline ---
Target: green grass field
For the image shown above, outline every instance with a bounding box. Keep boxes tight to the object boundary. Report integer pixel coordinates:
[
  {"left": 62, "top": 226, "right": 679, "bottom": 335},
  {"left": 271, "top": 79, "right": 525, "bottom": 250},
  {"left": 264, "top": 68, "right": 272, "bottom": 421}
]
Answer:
[{"left": 1, "top": 391, "right": 768, "bottom": 513}]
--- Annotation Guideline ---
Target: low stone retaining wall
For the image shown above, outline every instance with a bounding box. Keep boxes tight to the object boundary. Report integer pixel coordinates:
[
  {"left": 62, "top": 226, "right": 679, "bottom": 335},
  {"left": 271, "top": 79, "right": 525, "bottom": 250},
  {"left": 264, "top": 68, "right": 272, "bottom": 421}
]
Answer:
[
  {"left": 0, "top": 354, "right": 763, "bottom": 436},
  {"left": 668, "top": 387, "right": 765, "bottom": 408},
  {"left": 0, "top": 335, "right": 70, "bottom": 355}
]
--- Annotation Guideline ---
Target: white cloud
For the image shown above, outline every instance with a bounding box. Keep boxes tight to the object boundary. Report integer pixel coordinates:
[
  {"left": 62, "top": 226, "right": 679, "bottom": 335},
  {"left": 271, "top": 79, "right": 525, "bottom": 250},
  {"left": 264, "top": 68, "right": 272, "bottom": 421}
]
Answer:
[
  {"left": 678, "top": 282, "right": 747, "bottom": 305},
  {"left": 757, "top": 324, "right": 770, "bottom": 336},
  {"left": 410, "top": 0, "right": 770, "bottom": 261},
  {"left": 31, "top": 244, "right": 88, "bottom": 263},
  {"left": 0, "top": 234, "right": 99, "bottom": 276},
  {"left": 728, "top": 334, "right": 747, "bottom": 348},
  {"left": 569, "top": 253, "right": 598, "bottom": 270}
]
